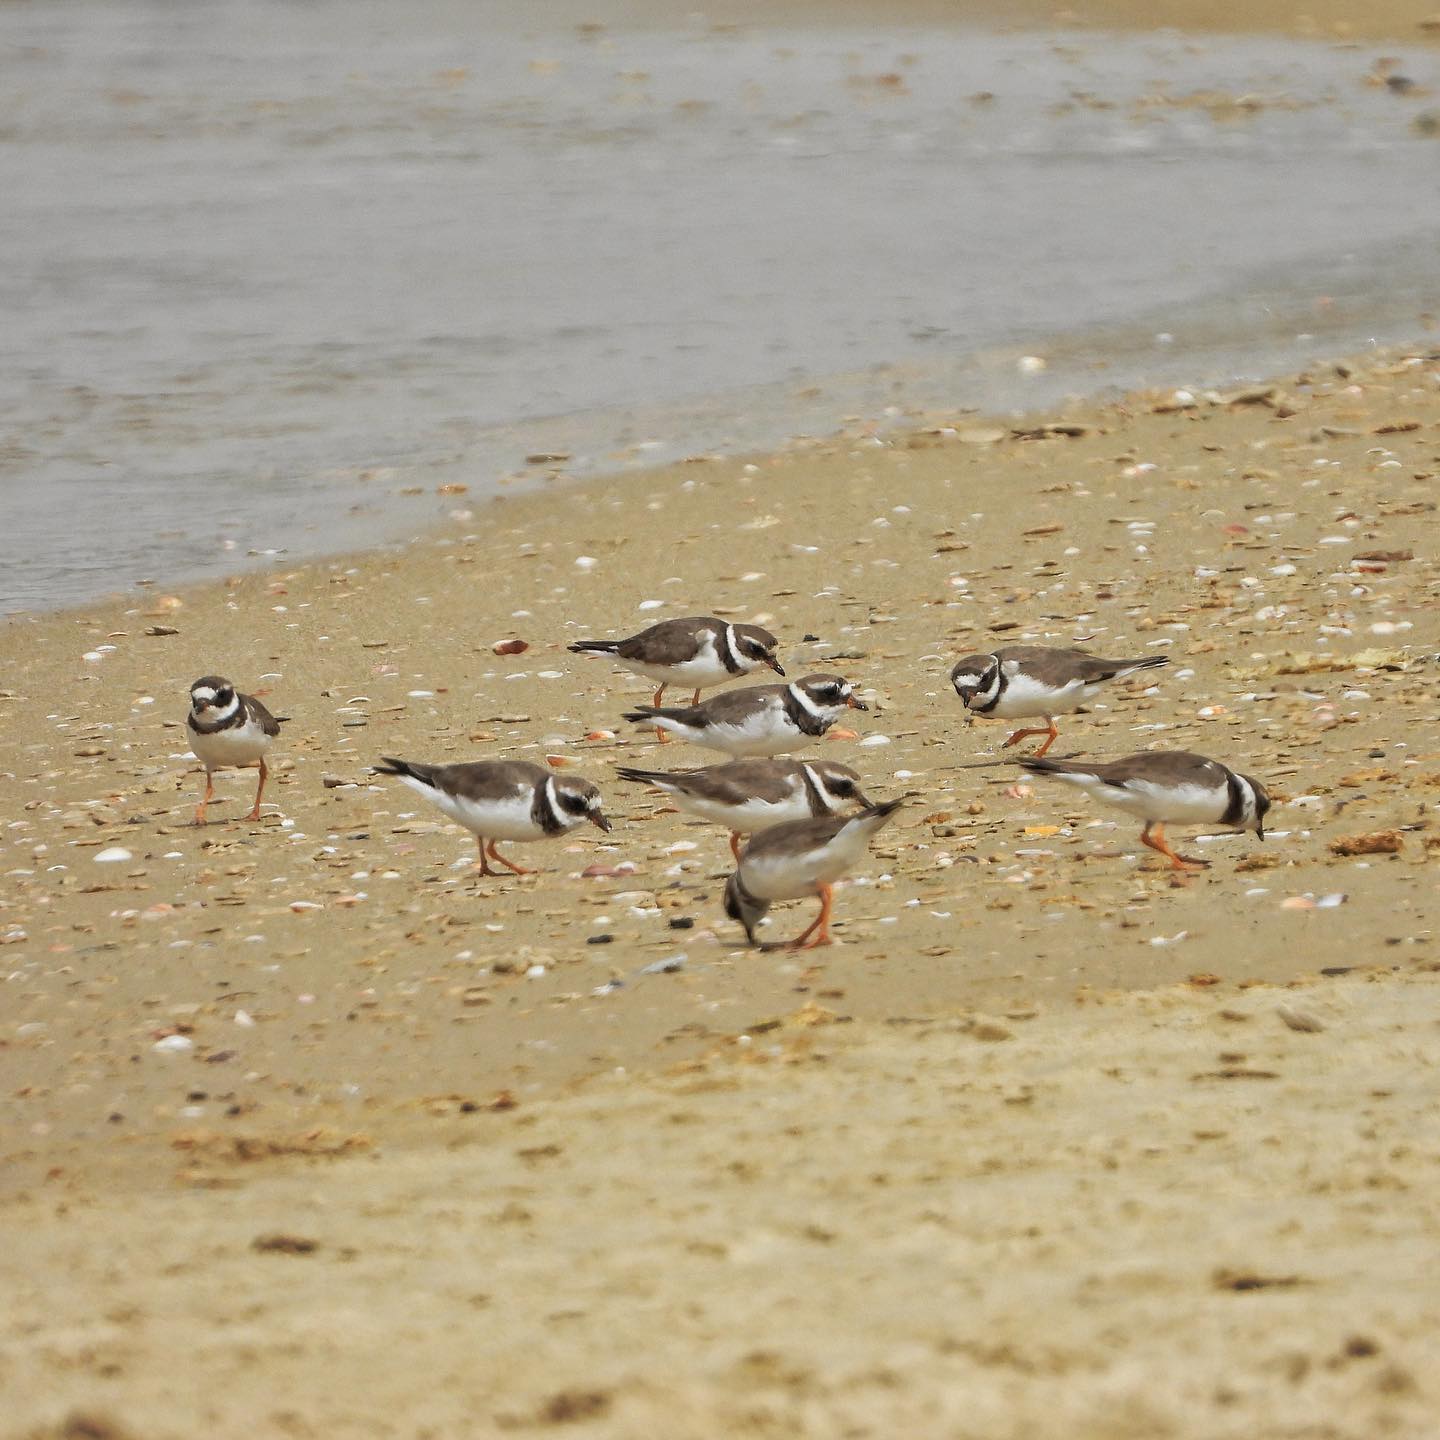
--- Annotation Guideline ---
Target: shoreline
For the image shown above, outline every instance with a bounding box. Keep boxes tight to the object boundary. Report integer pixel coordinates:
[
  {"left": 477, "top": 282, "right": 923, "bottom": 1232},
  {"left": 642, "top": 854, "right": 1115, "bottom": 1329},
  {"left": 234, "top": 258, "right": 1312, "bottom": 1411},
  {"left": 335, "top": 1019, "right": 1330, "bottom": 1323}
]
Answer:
[
  {"left": 476, "top": 0, "right": 1440, "bottom": 45},
  {"left": 7, "top": 3, "right": 1439, "bottom": 616},
  {"left": 9, "top": 284, "right": 1439, "bottom": 627}
]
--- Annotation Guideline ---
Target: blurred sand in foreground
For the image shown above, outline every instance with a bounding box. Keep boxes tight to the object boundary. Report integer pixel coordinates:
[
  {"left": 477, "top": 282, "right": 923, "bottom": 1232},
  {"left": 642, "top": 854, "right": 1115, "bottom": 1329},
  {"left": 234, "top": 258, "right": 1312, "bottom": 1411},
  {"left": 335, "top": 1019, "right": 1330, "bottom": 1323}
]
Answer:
[{"left": 7, "top": 970, "right": 1439, "bottom": 1439}]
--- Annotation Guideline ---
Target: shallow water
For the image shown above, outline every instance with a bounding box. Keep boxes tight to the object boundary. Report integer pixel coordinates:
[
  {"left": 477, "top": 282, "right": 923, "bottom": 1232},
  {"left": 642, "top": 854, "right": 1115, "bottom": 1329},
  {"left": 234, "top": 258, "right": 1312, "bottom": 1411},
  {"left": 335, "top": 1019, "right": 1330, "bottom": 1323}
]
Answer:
[{"left": 2, "top": 0, "right": 1436, "bottom": 613}]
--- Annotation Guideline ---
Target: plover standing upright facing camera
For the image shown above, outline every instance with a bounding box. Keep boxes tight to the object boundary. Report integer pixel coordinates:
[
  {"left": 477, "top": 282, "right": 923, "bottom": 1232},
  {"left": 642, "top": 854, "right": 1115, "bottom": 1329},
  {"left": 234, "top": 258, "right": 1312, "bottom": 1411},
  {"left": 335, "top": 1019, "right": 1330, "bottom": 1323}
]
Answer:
[
  {"left": 1017, "top": 750, "right": 1270, "bottom": 870},
  {"left": 569, "top": 615, "right": 783, "bottom": 736},
  {"left": 723, "top": 797, "right": 904, "bottom": 949},
  {"left": 623, "top": 674, "right": 866, "bottom": 757},
  {"left": 375, "top": 758, "right": 611, "bottom": 877},
  {"left": 186, "top": 675, "right": 286, "bottom": 825},
  {"left": 951, "top": 644, "right": 1168, "bottom": 755},
  {"left": 616, "top": 757, "right": 872, "bottom": 857}
]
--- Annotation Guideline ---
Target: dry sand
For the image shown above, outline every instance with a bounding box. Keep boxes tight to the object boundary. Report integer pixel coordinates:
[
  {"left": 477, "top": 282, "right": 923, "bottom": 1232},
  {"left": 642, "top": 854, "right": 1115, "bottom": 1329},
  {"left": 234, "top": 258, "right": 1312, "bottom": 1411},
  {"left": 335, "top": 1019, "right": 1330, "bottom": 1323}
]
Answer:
[
  {"left": 3, "top": 343, "right": 1439, "bottom": 1435},
  {"left": 7, "top": 971, "right": 1440, "bottom": 1440}
]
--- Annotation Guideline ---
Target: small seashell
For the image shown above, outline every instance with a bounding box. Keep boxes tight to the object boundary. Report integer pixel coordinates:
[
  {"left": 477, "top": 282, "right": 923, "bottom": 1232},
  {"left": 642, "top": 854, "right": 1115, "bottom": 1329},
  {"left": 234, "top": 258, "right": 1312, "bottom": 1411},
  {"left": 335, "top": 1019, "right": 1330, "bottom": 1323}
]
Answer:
[
  {"left": 152, "top": 1034, "right": 194, "bottom": 1053},
  {"left": 94, "top": 847, "right": 132, "bottom": 864},
  {"left": 493, "top": 639, "right": 529, "bottom": 656}
]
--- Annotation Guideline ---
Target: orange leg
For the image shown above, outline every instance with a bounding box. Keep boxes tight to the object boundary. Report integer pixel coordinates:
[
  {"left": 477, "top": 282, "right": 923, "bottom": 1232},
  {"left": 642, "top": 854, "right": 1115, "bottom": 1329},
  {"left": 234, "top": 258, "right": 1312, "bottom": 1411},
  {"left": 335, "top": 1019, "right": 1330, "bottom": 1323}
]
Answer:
[
  {"left": 473, "top": 836, "right": 497, "bottom": 877},
  {"left": 246, "top": 758, "right": 269, "bottom": 821},
  {"left": 652, "top": 683, "right": 670, "bottom": 744},
  {"left": 1140, "top": 821, "right": 1209, "bottom": 871},
  {"left": 787, "top": 884, "right": 835, "bottom": 950},
  {"left": 1001, "top": 719, "right": 1059, "bottom": 755},
  {"left": 729, "top": 831, "right": 743, "bottom": 861},
  {"left": 194, "top": 771, "right": 215, "bottom": 826},
  {"left": 690, "top": 689, "right": 701, "bottom": 706},
  {"left": 486, "top": 839, "right": 535, "bottom": 876}
]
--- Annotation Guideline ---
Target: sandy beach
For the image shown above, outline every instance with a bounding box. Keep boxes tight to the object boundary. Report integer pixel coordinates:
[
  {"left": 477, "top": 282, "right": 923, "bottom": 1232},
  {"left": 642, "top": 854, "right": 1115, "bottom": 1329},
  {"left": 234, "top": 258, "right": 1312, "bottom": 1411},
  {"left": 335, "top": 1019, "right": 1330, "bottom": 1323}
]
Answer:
[
  {"left": 4, "top": 336, "right": 1439, "bottom": 1435},
  {"left": 5, "top": 0, "right": 1440, "bottom": 1431}
]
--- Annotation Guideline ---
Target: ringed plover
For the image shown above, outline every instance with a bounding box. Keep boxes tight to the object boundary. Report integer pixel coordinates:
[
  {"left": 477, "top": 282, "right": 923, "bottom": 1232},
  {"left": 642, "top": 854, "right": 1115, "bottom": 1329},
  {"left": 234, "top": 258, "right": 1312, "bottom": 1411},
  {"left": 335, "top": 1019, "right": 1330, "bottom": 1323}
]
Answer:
[
  {"left": 624, "top": 674, "right": 866, "bottom": 757},
  {"left": 375, "top": 757, "right": 610, "bottom": 876},
  {"left": 569, "top": 615, "right": 783, "bottom": 711},
  {"left": 187, "top": 675, "right": 286, "bottom": 825},
  {"left": 951, "top": 644, "right": 1168, "bottom": 755},
  {"left": 723, "top": 797, "right": 904, "bottom": 949},
  {"left": 616, "top": 757, "right": 872, "bottom": 858},
  {"left": 1018, "top": 750, "right": 1270, "bottom": 870}
]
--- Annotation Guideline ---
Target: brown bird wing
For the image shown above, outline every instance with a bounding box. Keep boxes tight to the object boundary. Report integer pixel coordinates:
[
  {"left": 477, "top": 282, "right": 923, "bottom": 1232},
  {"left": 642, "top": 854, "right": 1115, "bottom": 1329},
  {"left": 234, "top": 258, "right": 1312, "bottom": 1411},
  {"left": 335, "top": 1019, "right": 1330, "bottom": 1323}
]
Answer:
[
  {"left": 242, "top": 693, "right": 285, "bottom": 738},
  {"left": 671, "top": 759, "right": 802, "bottom": 805},
  {"left": 1025, "top": 750, "right": 1223, "bottom": 789},
  {"left": 429, "top": 760, "right": 548, "bottom": 802},
  {"left": 742, "top": 810, "right": 853, "bottom": 860},
  {"left": 994, "top": 646, "right": 1154, "bottom": 687},
  {"left": 616, "top": 617, "right": 717, "bottom": 665},
  {"left": 691, "top": 684, "right": 784, "bottom": 723}
]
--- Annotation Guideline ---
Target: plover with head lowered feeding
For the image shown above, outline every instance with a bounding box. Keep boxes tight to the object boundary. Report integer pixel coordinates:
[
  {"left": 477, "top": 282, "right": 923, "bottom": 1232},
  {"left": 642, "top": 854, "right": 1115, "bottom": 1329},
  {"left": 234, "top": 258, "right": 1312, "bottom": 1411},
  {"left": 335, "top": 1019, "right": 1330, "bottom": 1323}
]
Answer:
[
  {"left": 186, "top": 675, "right": 286, "bottom": 824},
  {"left": 569, "top": 615, "right": 783, "bottom": 712},
  {"left": 1017, "top": 750, "right": 1270, "bottom": 870},
  {"left": 623, "top": 673, "right": 866, "bottom": 757},
  {"left": 950, "top": 644, "right": 1168, "bottom": 755},
  {"left": 723, "top": 797, "right": 904, "bottom": 949},
  {"left": 616, "top": 757, "right": 872, "bottom": 858},
  {"left": 375, "top": 758, "right": 611, "bottom": 877}
]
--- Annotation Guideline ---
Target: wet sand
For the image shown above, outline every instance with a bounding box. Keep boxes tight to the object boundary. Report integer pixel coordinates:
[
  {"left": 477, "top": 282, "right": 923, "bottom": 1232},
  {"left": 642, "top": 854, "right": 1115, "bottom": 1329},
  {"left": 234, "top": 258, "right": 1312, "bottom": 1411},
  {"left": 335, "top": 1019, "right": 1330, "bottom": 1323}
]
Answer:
[{"left": 3, "top": 345, "right": 1439, "bottom": 1433}]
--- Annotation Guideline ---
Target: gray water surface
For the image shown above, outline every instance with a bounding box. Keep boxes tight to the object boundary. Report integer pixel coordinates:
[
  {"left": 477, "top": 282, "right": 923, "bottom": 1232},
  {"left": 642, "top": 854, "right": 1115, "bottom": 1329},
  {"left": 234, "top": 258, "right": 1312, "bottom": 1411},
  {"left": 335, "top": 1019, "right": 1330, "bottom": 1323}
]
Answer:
[{"left": 3, "top": 1, "right": 1437, "bottom": 612}]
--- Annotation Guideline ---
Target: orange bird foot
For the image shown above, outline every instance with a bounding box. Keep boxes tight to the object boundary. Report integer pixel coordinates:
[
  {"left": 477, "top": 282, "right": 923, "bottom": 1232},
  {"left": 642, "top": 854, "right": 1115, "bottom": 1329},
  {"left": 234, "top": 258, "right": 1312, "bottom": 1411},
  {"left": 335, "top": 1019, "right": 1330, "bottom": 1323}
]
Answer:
[
  {"left": 1001, "top": 723, "right": 1059, "bottom": 755},
  {"left": 1140, "top": 824, "right": 1210, "bottom": 871},
  {"left": 486, "top": 841, "right": 535, "bottom": 876}
]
